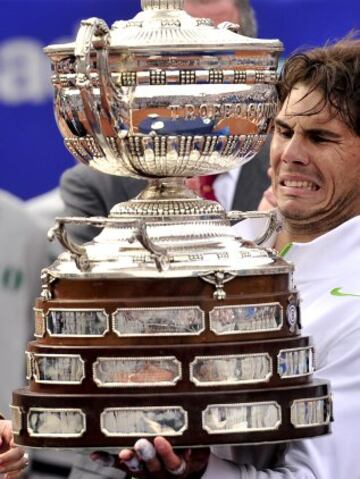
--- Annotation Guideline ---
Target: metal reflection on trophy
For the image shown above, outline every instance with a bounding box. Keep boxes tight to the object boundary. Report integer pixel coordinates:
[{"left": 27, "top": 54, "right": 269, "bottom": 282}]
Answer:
[{"left": 12, "top": 0, "right": 331, "bottom": 450}]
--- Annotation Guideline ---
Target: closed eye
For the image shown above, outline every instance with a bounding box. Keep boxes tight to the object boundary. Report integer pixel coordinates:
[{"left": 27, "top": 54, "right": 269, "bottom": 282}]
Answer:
[
  {"left": 308, "top": 132, "right": 339, "bottom": 144},
  {"left": 275, "top": 124, "right": 293, "bottom": 139}
]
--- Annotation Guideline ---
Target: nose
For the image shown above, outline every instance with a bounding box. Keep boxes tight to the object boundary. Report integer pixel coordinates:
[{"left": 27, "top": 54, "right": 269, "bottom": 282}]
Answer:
[{"left": 281, "top": 134, "right": 310, "bottom": 166}]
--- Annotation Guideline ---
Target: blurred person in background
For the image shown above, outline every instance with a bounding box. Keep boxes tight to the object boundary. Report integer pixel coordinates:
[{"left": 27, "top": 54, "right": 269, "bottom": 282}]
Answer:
[
  {"left": 184, "top": 0, "right": 257, "bottom": 37},
  {"left": 0, "top": 189, "right": 47, "bottom": 417},
  {"left": 0, "top": 189, "right": 48, "bottom": 478}
]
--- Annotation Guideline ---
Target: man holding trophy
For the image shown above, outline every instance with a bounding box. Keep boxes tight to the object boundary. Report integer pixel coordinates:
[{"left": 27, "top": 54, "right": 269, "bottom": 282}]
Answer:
[{"left": 6, "top": 1, "right": 360, "bottom": 479}]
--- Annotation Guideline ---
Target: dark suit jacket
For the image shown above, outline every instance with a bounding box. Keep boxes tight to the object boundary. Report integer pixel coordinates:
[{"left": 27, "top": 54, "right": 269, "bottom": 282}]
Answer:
[{"left": 60, "top": 139, "right": 270, "bottom": 243}]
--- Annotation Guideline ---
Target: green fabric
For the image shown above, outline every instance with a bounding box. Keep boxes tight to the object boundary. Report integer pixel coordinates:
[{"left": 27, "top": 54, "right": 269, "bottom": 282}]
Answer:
[
  {"left": 330, "top": 287, "right": 360, "bottom": 298},
  {"left": 279, "top": 242, "right": 293, "bottom": 257}
]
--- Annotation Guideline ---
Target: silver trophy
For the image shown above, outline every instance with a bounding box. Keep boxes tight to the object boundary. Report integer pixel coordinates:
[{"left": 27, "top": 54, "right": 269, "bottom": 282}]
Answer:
[
  {"left": 12, "top": 0, "right": 332, "bottom": 449},
  {"left": 44, "top": 0, "right": 283, "bottom": 277}
]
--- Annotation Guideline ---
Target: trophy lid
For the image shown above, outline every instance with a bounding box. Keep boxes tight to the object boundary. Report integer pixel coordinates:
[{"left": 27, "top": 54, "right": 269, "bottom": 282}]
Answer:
[{"left": 45, "top": 0, "right": 283, "bottom": 56}]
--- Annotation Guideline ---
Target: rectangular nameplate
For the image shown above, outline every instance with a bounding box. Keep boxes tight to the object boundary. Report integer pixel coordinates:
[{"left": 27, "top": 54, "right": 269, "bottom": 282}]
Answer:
[
  {"left": 10, "top": 406, "right": 23, "bottom": 435},
  {"left": 25, "top": 352, "right": 33, "bottom": 381},
  {"left": 113, "top": 306, "right": 205, "bottom": 337},
  {"left": 32, "top": 354, "right": 85, "bottom": 385},
  {"left": 203, "top": 402, "right": 281, "bottom": 434},
  {"left": 190, "top": 353, "right": 272, "bottom": 386},
  {"left": 93, "top": 357, "right": 182, "bottom": 387},
  {"left": 210, "top": 303, "right": 283, "bottom": 335},
  {"left": 46, "top": 309, "right": 109, "bottom": 337},
  {"left": 278, "top": 347, "right": 314, "bottom": 379},
  {"left": 33, "top": 308, "right": 45, "bottom": 338},
  {"left": 27, "top": 408, "right": 86, "bottom": 437},
  {"left": 101, "top": 406, "right": 188, "bottom": 437},
  {"left": 291, "top": 396, "right": 332, "bottom": 428}
]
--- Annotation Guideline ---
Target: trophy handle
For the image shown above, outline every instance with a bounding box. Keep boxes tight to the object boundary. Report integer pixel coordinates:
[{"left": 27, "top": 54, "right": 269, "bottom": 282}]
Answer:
[
  {"left": 226, "top": 210, "right": 282, "bottom": 246},
  {"left": 48, "top": 217, "right": 171, "bottom": 273},
  {"left": 48, "top": 219, "right": 91, "bottom": 272},
  {"left": 129, "top": 222, "right": 171, "bottom": 273},
  {"left": 74, "top": 18, "right": 128, "bottom": 159}
]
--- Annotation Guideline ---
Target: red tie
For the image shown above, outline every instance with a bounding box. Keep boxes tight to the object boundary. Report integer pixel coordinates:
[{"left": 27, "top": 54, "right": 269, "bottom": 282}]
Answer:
[{"left": 198, "top": 175, "right": 218, "bottom": 201}]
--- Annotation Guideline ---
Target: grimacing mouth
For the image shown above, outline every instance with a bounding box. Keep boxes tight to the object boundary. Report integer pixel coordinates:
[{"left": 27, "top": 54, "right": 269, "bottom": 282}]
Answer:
[{"left": 279, "top": 178, "right": 320, "bottom": 192}]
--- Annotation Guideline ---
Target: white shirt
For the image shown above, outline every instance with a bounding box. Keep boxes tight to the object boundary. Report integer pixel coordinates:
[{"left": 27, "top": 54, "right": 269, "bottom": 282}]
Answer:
[
  {"left": 204, "top": 216, "right": 360, "bottom": 479},
  {"left": 214, "top": 168, "right": 241, "bottom": 211}
]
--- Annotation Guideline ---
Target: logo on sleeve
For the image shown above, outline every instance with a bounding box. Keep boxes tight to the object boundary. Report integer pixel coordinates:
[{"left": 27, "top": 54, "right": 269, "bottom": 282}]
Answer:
[{"left": 330, "top": 287, "right": 360, "bottom": 298}]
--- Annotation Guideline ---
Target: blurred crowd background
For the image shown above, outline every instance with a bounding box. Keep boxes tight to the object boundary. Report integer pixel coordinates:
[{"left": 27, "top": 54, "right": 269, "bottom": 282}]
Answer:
[{"left": 0, "top": 0, "right": 359, "bottom": 201}]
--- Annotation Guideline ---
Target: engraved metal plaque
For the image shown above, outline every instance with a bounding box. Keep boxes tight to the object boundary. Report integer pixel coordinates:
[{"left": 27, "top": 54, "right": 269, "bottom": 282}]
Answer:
[
  {"left": 190, "top": 353, "right": 272, "bottom": 386},
  {"left": 203, "top": 402, "right": 281, "bottom": 434},
  {"left": 10, "top": 406, "right": 23, "bottom": 435},
  {"left": 278, "top": 347, "right": 314, "bottom": 379},
  {"left": 93, "top": 356, "right": 182, "bottom": 387},
  {"left": 210, "top": 303, "right": 283, "bottom": 335},
  {"left": 46, "top": 309, "right": 109, "bottom": 337},
  {"left": 27, "top": 408, "right": 86, "bottom": 437},
  {"left": 34, "top": 308, "right": 45, "bottom": 338},
  {"left": 32, "top": 354, "right": 85, "bottom": 385},
  {"left": 101, "top": 406, "right": 188, "bottom": 437},
  {"left": 113, "top": 306, "right": 205, "bottom": 337},
  {"left": 291, "top": 396, "right": 332, "bottom": 428},
  {"left": 25, "top": 351, "right": 33, "bottom": 381}
]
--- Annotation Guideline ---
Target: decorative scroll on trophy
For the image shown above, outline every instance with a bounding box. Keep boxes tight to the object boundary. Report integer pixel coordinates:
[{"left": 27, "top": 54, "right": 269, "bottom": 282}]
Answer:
[{"left": 12, "top": 0, "right": 332, "bottom": 450}]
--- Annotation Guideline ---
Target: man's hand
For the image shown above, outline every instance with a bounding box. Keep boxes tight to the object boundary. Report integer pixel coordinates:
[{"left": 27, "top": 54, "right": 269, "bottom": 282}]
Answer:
[
  {"left": 0, "top": 420, "right": 28, "bottom": 478},
  {"left": 91, "top": 436, "right": 210, "bottom": 478}
]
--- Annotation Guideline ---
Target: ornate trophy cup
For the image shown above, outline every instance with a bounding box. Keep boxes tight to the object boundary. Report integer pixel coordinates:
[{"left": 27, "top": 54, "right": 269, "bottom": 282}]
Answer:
[{"left": 12, "top": 0, "right": 332, "bottom": 450}]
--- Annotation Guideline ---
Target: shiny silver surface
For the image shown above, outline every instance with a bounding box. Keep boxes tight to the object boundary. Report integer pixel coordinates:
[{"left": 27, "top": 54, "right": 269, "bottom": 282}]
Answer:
[
  {"left": 47, "top": 209, "right": 284, "bottom": 278},
  {"left": 277, "top": 347, "right": 315, "bottom": 379},
  {"left": 112, "top": 306, "right": 205, "bottom": 336},
  {"left": 209, "top": 302, "right": 283, "bottom": 335},
  {"left": 45, "top": 0, "right": 281, "bottom": 179},
  {"left": 100, "top": 406, "right": 188, "bottom": 437},
  {"left": 31, "top": 354, "right": 86, "bottom": 385},
  {"left": 46, "top": 309, "right": 109, "bottom": 337},
  {"left": 93, "top": 356, "right": 182, "bottom": 388},
  {"left": 203, "top": 402, "right": 281, "bottom": 434},
  {"left": 190, "top": 353, "right": 272, "bottom": 386},
  {"left": 44, "top": 1, "right": 283, "bottom": 278},
  {"left": 46, "top": 10, "right": 280, "bottom": 179},
  {"left": 10, "top": 406, "right": 22, "bottom": 435},
  {"left": 291, "top": 396, "right": 332, "bottom": 429},
  {"left": 27, "top": 408, "right": 87, "bottom": 438}
]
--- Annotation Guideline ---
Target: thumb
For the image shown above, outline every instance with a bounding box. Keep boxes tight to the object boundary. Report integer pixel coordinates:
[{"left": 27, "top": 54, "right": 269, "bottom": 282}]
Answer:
[{"left": 153, "top": 436, "right": 183, "bottom": 472}]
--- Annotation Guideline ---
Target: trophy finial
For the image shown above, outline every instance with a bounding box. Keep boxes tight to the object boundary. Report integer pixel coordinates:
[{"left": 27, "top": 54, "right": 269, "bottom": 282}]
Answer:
[{"left": 141, "top": 0, "right": 184, "bottom": 10}]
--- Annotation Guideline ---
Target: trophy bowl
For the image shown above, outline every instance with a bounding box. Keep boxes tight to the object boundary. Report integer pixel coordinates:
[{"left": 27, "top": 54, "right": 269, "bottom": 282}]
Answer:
[{"left": 44, "top": 0, "right": 282, "bottom": 179}]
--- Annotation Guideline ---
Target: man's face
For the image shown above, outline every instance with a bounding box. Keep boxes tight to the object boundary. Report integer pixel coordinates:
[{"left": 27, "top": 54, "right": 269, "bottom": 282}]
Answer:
[
  {"left": 270, "top": 83, "right": 360, "bottom": 233},
  {"left": 184, "top": 0, "right": 240, "bottom": 25}
]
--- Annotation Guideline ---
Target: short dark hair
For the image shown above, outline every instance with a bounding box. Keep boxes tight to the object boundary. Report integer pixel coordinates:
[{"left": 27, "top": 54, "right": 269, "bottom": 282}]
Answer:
[{"left": 277, "top": 36, "right": 360, "bottom": 136}]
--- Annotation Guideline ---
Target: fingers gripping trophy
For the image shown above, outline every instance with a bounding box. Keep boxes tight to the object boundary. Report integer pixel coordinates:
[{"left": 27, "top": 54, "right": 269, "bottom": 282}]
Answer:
[{"left": 12, "top": 0, "right": 331, "bottom": 451}]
